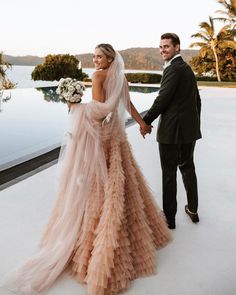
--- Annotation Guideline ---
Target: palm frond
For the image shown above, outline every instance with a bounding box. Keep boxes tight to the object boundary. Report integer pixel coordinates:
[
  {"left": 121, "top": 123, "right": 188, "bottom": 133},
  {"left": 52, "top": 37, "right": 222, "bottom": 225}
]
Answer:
[
  {"left": 199, "top": 21, "right": 212, "bottom": 32},
  {"left": 219, "top": 40, "right": 236, "bottom": 49},
  {"left": 198, "top": 17, "right": 215, "bottom": 37},
  {"left": 217, "top": 25, "right": 232, "bottom": 38},
  {"left": 214, "top": 16, "right": 230, "bottom": 22},
  {"left": 215, "top": 9, "right": 230, "bottom": 16},
  {"left": 191, "top": 33, "right": 210, "bottom": 42},
  {"left": 189, "top": 42, "right": 208, "bottom": 48},
  {"left": 216, "top": 0, "right": 236, "bottom": 17},
  {"left": 199, "top": 47, "right": 211, "bottom": 58}
]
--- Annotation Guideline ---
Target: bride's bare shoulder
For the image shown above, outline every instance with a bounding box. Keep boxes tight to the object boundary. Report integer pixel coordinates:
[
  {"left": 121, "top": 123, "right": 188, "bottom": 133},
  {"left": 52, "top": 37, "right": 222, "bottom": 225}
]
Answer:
[{"left": 92, "top": 70, "right": 108, "bottom": 83}]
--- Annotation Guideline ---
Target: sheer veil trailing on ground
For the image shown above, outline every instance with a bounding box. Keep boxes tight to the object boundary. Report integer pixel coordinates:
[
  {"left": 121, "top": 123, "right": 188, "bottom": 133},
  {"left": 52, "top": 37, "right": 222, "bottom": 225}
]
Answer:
[{"left": 1, "top": 52, "right": 171, "bottom": 295}]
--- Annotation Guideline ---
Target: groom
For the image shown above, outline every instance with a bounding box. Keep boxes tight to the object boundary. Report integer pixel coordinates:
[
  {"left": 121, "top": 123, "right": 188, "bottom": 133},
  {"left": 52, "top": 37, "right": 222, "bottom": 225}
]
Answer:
[{"left": 141, "top": 33, "right": 201, "bottom": 229}]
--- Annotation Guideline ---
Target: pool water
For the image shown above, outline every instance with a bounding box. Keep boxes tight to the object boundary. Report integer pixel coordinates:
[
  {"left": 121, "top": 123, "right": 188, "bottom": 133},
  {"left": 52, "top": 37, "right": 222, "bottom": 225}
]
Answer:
[{"left": 0, "top": 86, "right": 159, "bottom": 170}]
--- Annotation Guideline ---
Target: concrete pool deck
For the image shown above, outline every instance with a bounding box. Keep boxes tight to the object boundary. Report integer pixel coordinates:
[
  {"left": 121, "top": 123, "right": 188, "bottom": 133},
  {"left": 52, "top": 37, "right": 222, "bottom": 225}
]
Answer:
[{"left": 0, "top": 87, "right": 236, "bottom": 295}]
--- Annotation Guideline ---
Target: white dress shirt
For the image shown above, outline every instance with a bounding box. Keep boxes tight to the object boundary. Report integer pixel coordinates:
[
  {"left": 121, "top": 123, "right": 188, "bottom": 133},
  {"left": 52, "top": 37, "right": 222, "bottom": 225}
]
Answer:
[{"left": 163, "top": 54, "right": 181, "bottom": 69}]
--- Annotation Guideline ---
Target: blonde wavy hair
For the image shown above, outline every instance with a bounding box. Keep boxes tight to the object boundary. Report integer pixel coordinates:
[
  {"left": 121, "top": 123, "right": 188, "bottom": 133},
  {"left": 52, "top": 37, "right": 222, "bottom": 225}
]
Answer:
[{"left": 95, "top": 43, "right": 116, "bottom": 62}]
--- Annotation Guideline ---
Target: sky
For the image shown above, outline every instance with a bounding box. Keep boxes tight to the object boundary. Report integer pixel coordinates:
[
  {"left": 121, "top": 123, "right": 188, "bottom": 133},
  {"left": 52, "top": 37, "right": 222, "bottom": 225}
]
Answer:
[{"left": 1, "top": 0, "right": 224, "bottom": 57}]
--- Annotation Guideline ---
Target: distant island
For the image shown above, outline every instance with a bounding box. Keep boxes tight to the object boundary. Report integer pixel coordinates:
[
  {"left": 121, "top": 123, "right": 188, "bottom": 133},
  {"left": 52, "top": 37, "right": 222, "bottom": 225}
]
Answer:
[{"left": 3, "top": 48, "right": 198, "bottom": 70}]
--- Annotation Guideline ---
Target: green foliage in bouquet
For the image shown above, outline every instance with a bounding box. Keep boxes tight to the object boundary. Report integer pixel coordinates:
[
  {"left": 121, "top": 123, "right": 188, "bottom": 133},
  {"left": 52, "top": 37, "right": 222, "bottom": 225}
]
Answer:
[{"left": 31, "top": 54, "right": 88, "bottom": 81}]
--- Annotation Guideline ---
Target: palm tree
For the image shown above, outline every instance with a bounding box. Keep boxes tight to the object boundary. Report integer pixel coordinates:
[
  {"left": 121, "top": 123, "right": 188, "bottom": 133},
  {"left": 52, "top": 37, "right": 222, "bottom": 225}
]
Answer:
[
  {"left": 190, "top": 16, "right": 236, "bottom": 81},
  {"left": 0, "top": 53, "right": 7, "bottom": 81},
  {"left": 215, "top": 0, "right": 236, "bottom": 27},
  {"left": 0, "top": 52, "right": 16, "bottom": 89}
]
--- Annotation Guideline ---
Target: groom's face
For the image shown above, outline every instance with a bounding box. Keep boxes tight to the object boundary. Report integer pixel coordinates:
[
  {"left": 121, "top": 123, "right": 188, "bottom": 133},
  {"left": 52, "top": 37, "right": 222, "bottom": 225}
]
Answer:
[{"left": 159, "top": 38, "right": 180, "bottom": 61}]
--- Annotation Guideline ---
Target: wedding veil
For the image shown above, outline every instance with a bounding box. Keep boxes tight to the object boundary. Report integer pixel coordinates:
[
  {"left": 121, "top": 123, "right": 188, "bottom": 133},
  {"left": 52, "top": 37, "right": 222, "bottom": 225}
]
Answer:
[{"left": 0, "top": 51, "right": 132, "bottom": 295}]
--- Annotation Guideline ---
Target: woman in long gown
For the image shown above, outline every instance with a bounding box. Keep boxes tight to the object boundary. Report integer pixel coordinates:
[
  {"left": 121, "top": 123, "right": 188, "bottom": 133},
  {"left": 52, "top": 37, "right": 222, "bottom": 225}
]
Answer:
[{"left": 2, "top": 44, "right": 172, "bottom": 295}]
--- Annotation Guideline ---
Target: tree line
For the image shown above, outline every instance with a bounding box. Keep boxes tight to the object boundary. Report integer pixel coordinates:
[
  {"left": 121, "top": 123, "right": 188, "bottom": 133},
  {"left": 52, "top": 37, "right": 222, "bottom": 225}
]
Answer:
[{"left": 189, "top": 0, "right": 236, "bottom": 81}]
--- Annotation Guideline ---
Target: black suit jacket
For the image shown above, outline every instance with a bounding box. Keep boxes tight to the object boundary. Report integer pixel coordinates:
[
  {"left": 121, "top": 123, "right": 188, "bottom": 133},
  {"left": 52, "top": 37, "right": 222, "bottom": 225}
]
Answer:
[{"left": 143, "top": 56, "right": 202, "bottom": 144}]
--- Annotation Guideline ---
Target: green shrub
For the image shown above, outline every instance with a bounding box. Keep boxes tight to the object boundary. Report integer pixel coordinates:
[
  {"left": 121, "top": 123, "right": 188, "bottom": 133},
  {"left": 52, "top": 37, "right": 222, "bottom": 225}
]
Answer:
[
  {"left": 125, "top": 73, "right": 162, "bottom": 84},
  {"left": 31, "top": 54, "right": 88, "bottom": 81},
  {"left": 195, "top": 76, "right": 235, "bottom": 82},
  {"left": 195, "top": 76, "right": 217, "bottom": 81},
  {"left": 83, "top": 77, "right": 92, "bottom": 83}
]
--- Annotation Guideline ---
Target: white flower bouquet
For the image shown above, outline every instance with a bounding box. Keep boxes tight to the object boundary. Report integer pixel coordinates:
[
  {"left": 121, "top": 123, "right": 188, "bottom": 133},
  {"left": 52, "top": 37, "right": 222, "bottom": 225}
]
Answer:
[{"left": 56, "top": 78, "right": 86, "bottom": 103}]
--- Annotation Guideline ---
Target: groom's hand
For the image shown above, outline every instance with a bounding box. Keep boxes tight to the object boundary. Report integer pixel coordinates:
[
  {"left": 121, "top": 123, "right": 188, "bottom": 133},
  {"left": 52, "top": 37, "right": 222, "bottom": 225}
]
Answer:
[{"left": 140, "top": 123, "right": 153, "bottom": 138}]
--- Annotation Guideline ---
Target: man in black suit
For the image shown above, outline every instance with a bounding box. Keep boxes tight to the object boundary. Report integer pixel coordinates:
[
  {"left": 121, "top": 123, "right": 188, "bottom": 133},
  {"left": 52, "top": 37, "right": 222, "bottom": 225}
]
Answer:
[{"left": 141, "top": 33, "right": 201, "bottom": 229}]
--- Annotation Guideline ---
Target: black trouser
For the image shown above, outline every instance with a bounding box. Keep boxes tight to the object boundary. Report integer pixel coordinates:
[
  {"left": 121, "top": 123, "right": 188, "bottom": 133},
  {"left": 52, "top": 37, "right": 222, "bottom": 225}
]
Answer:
[{"left": 159, "top": 142, "right": 198, "bottom": 221}]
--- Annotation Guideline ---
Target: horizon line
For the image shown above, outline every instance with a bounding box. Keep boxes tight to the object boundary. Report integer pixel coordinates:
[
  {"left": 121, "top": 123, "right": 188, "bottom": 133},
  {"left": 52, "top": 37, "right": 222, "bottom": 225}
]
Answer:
[{"left": 2, "top": 47, "right": 198, "bottom": 58}]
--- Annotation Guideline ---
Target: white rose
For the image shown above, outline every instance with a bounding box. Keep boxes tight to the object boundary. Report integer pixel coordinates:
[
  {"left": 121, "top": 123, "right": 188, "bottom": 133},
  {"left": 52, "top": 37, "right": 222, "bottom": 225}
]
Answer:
[
  {"left": 68, "top": 85, "right": 74, "bottom": 92},
  {"left": 75, "top": 84, "right": 82, "bottom": 91},
  {"left": 65, "top": 94, "right": 71, "bottom": 101},
  {"left": 70, "top": 96, "right": 77, "bottom": 103}
]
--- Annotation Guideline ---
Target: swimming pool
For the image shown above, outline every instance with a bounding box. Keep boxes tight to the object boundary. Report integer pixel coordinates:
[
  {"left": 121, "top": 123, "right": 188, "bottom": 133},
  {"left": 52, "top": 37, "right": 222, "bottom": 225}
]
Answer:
[{"left": 0, "top": 86, "right": 159, "bottom": 170}]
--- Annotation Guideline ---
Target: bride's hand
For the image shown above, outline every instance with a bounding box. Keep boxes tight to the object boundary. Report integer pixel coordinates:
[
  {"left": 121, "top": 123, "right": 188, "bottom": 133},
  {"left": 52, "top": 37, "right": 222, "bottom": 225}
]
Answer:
[{"left": 102, "top": 112, "right": 113, "bottom": 126}]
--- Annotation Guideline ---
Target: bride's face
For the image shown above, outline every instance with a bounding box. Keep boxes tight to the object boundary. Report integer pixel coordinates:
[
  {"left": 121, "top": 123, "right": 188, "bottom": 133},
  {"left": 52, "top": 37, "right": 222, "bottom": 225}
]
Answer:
[{"left": 93, "top": 48, "right": 111, "bottom": 70}]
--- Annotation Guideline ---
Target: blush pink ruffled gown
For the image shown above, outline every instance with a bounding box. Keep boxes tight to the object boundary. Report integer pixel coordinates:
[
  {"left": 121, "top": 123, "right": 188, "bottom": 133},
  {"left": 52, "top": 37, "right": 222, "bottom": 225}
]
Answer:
[{"left": 1, "top": 52, "right": 171, "bottom": 295}]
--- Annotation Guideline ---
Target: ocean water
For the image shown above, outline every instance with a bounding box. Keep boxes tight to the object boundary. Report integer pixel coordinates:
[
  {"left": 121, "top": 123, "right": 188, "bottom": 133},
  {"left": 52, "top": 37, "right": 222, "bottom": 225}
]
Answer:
[
  {"left": 5, "top": 66, "right": 162, "bottom": 89},
  {"left": 5, "top": 66, "right": 94, "bottom": 89}
]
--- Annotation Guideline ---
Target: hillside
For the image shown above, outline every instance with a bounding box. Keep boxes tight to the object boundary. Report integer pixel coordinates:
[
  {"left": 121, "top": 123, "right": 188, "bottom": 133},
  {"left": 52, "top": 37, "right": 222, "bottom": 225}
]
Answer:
[
  {"left": 76, "top": 48, "right": 198, "bottom": 70},
  {"left": 3, "top": 55, "right": 44, "bottom": 66},
  {"left": 3, "top": 48, "right": 198, "bottom": 70}
]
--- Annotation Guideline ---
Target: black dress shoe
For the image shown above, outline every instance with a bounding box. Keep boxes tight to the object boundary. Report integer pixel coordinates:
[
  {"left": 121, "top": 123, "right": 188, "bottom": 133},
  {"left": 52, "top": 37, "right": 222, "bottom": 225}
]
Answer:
[
  {"left": 185, "top": 205, "right": 199, "bottom": 223},
  {"left": 167, "top": 219, "right": 176, "bottom": 229}
]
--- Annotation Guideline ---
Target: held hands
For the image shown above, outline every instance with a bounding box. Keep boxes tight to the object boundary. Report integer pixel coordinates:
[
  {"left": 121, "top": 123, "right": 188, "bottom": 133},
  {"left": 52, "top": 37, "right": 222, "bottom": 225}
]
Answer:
[{"left": 139, "top": 123, "right": 153, "bottom": 138}]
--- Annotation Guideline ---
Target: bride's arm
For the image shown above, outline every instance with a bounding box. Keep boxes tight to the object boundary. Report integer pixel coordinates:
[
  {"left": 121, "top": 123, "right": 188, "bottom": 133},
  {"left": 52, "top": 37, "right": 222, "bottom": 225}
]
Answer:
[
  {"left": 124, "top": 79, "right": 152, "bottom": 136},
  {"left": 130, "top": 101, "right": 152, "bottom": 136}
]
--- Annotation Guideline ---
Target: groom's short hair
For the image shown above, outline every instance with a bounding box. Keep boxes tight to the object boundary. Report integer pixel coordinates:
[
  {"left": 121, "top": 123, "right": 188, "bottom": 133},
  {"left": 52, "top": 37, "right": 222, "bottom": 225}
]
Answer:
[{"left": 161, "top": 33, "right": 180, "bottom": 47}]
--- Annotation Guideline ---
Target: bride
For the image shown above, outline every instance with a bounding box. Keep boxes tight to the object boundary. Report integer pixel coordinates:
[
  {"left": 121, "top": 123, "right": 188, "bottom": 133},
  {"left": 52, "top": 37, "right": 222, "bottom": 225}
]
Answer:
[{"left": 2, "top": 43, "right": 171, "bottom": 295}]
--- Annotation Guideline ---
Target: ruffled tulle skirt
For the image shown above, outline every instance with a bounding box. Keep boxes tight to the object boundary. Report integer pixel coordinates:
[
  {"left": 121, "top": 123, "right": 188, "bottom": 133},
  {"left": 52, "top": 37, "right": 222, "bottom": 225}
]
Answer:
[
  {"left": 1, "top": 103, "right": 171, "bottom": 295},
  {"left": 67, "top": 128, "right": 172, "bottom": 295}
]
